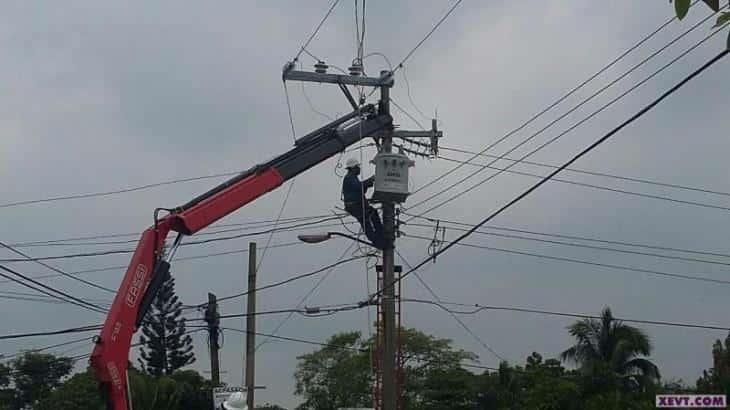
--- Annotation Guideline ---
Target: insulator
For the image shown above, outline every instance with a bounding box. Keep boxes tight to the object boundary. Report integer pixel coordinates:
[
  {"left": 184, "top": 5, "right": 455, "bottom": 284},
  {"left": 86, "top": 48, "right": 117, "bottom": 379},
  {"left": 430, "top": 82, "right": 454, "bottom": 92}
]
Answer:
[
  {"left": 314, "top": 60, "right": 328, "bottom": 74},
  {"left": 349, "top": 58, "right": 363, "bottom": 76}
]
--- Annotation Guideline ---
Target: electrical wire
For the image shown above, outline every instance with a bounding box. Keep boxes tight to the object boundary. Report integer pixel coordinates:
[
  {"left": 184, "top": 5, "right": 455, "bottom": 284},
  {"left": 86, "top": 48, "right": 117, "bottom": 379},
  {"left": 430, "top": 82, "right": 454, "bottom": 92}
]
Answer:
[
  {"left": 0, "top": 264, "right": 106, "bottom": 314},
  {"left": 6, "top": 213, "right": 341, "bottom": 248},
  {"left": 0, "top": 240, "right": 114, "bottom": 293},
  {"left": 256, "top": 242, "right": 357, "bottom": 351},
  {"left": 1, "top": 336, "right": 94, "bottom": 361},
  {"left": 0, "top": 217, "right": 347, "bottom": 262},
  {"left": 0, "top": 170, "right": 240, "bottom": 209},
  {"left": 403, "top": 298, "right": 730, "bottom": 332},
  {"left": 254, "top": 180, "right": 296, "bottom": 280},
  {"left": 401, "top": 65, "right": 430, "bottom": 123},
  {"left": 435, "top": 155, "right": 730, "bottom": 213},
  {"left": 393, "top": 0, "right": 464, "bottom": 73},
  {"left": 205, "top": 253, "right": 373, "bottom": 305},
  {"left": 439, "top": 145, "right": 730, "bottom": 199},
  {"left": 407, "top": 221, "right": 730, "bottom": 267},
  {"left": 396, "top": 249, "right": 505, "bottom": 361},
  {"left": 406, "top": 233, "right": 730, "bottom": 286},
  {"left": 0, "top": 324, "right": 103, "bottom": 341},
  {"left": 391, "top": 98, "right": 426, "bottom": 131},
  {"left": 292, "top": 0, "right": 342, "bottom": 63},
  {"left": 409, "top": 20, "right": 728, "bottom": 217},
  {"left": 372, "top": 48, "right": 730, "bottom": 300},
  {"left": 403, "top": 214, "right": 730, "bottom": 260},
  {"left": 0, "top": 241, "right": 305, "bottom": 284},
  {"left": 409, "top": 6, "right": 718, "bottom": 200}
]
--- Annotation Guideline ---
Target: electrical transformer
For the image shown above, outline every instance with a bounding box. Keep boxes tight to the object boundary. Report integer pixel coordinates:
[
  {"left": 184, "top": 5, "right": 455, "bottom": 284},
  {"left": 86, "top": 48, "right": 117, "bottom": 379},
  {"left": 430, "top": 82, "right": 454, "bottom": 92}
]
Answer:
[{"left": 371, "top": 151, "right": 415, "bottom": 203}]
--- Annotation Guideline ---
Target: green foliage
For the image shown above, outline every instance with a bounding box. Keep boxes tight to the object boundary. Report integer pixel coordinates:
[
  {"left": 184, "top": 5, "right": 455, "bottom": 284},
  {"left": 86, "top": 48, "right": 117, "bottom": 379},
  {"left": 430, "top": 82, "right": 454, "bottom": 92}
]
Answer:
[
  {"left": 670, "top": 0, "right": 730, "bottom": 49},
  {"left": 715, "top": 11, "right": 730, "bottom": 28},
  {"left": 7, "top": 352, "right": 73, "bottom": 409},
  {"left": 294, "top": 328, "right": 477, "bottom": 410},
  {"left": 35, "top": 369, "right": 104, "bottom": 410},
  {"left": 560, "top": 307, "right": 660, "bottom": 394},
  {"left": 294, "top": 331, "right": 371, "bottom": 410},
  {"left": 673, "top": 0, "right": 692, "bottom": 20},
  {"left": 138, "top": 272, "right": 196, "bottom": 376},
  {"left": 26, "top": 364, "right": 213, "bottom": 410},
  {"left": 697, "top": 332, "right": 730, "bottom": 396}
]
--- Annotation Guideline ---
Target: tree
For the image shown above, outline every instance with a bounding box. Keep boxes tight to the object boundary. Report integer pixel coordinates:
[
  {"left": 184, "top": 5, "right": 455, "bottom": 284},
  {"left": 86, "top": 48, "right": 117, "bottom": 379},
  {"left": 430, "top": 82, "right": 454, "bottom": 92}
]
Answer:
[
  {"left": 8, "top": 352, "right": 73, "bottom": 409},
  {"left": 138, "top": 270, "right": 196, "bottom": 376},
  {"left": 293, "top": 328, "right": 477, "bottom": 410},
  {"left": 294, "top": 331, "right": 371, "bottom": 410},
  {"left": 697, "top": 332, "right": 730, "bottom": 396},
  {"left": 0, "top": 363, "right": 12, "bottom": 410},
  {"left": 34, "top": 365, "right": 214, "bottom": 410},
  {"left": 670, "top": 0, "right": 730, "bottom": 47},
  {"left": 35, "top": 369, "right": 104, "bottom": 410},
  {"left": 397, "top": 327, "right": 477, "bottom": 409},
  {"left": 560, "top": 307, "right": 660, "bottom": 396}
]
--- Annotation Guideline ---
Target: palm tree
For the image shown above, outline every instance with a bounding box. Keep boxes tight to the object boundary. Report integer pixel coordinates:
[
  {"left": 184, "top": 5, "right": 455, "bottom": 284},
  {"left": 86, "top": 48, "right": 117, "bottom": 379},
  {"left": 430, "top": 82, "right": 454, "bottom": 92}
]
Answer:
[{"left": 561, "top": 307, "right": 660, "bottom": 393}]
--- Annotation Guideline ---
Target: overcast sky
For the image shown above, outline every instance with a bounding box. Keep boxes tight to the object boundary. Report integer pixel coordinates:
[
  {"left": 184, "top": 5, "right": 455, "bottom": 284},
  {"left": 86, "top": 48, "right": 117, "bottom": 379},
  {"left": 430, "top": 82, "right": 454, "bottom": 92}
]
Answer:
[{"left": 1, "top": 1, "right": 729, "bottom": 408}]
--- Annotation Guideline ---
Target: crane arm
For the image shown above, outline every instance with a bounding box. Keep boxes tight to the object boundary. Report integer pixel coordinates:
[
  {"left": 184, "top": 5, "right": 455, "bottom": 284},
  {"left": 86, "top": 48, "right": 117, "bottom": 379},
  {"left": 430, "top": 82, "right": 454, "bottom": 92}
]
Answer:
[{"left": 90, "top": 104, "right": 391, "bottom": 409}]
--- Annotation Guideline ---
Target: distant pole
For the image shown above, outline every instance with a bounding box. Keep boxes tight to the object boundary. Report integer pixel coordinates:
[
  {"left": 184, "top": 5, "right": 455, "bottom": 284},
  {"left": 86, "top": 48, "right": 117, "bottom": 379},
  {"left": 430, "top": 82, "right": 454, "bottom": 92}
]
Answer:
[
  {"left": 245, "top": 242, "right": 257, "bottom": 410},
  {"left": 205, "top": 292, "right": 221, "bottom": 386}
]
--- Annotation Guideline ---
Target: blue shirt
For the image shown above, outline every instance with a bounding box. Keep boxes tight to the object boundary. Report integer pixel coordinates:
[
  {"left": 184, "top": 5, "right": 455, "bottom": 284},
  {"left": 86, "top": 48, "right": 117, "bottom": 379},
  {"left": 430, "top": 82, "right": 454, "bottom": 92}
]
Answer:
[{"left": 342, "top": 173, "right": 371, "bottom": 204}]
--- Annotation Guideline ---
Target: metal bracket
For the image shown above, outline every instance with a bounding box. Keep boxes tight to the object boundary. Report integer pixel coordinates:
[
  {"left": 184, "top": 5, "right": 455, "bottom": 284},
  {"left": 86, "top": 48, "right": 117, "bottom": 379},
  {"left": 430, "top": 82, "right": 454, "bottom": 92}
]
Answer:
[
  {"left": 283, "top": 68, "right": 394, "bottom": 88},
  {"left": 338, "top": 83, "right": 359, "bottom": 111}
]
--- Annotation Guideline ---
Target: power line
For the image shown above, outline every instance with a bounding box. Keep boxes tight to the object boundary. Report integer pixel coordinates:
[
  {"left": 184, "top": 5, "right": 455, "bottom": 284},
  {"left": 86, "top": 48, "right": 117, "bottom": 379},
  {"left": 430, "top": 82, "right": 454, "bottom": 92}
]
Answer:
[
  {"left": 406, "top": 221, "right": 730, "bottom": 266},
  {"left": 440, "top": 145, "right": 730, "bottom": 198},
  {"left": 1, "top": 336, "right": 94, "bottom": 361},
  {"left": 0, "top": 241, "right": 303, "bottom": 284},
  {"left": 7, "top": 214, "right": 341, "bottom": 248},
  {"left": 409, "top": 6, "right": 693, "bottom": 198},
  {"left": 406, "top": 233, "right": 730, "bottom": 286},
  {"left": 0, "top": 324, "right": 102, "bottom": 341},
  {"left": 256, "top": 242, "right": 357, "bottom": 351},
  {"left": 403, "top": 298, "right": 730, "bottom": 332},
  {"left": 292, "top": 0, "right": 342, "bottom": 62},
  {"left": 0, "top": 171, "right": 240, "bottom": 209},
  {"left": 0, "top": 290, "right": 110, "bottom": 307},
  {"left": 0, "top": 264, "right": 106, "bottom": 314},
  {"left": 0, "top": 217, "right": 348, "bottom": 262},
  {"left": 0, "top": 241, "right": 114, "bottom": 293},
  {"left": 393, "top": 0, "right": 464, "bottom": 73},
  {"left": 203, "top": 253, "right": 374, "bottom": 306},
  {"left": 403, "top": 211, "right": 730, "bottom": 260},
  {"left": 409, "top": 9, "right": 722, "bottom": 209},
  {"left": 373, "top": 48, "right": 729, "bottom": 300},
  {"left": 409, "top": 22, "right": 728, "bottom": 217},
  {"left": 435, "top": 155, "right": 730, "bottom": 213},
  {"left": 396, "top": 249, "right": 505, "bottom": 362}
]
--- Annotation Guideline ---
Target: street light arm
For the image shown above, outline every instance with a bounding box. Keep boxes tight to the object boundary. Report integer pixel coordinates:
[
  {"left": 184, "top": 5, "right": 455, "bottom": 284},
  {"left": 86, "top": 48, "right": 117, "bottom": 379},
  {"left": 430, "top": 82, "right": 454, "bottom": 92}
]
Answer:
[{"left": 328, "top": 232, "right": 375, "bottom": 248}]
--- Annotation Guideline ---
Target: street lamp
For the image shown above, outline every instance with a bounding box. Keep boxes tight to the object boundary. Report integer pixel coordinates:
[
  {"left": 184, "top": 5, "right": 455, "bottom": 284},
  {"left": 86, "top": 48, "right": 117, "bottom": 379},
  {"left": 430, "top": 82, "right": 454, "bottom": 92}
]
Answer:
[{"left": 297, "top": 232, "right": 374, "bottom": 247}]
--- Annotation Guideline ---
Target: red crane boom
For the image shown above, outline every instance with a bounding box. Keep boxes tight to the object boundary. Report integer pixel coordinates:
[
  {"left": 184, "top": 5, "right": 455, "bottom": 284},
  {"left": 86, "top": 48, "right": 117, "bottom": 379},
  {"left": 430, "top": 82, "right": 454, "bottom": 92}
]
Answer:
[{"left": 90, "top": 104, "right": 391, "bottom": 409}]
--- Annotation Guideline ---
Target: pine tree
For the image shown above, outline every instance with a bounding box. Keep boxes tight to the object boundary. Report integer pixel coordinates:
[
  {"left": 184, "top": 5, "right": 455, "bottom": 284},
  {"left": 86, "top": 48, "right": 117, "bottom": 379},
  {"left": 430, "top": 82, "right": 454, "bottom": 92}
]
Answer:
[{"left": 138, "top": 268, "right": 196, "bottom": 376}]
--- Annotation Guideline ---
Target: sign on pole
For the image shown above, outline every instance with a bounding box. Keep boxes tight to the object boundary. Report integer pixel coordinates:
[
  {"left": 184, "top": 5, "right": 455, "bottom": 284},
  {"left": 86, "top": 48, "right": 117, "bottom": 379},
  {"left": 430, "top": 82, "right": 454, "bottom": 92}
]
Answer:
[{"left": 212, "top": 386, "right": 245, "bottom": 410}]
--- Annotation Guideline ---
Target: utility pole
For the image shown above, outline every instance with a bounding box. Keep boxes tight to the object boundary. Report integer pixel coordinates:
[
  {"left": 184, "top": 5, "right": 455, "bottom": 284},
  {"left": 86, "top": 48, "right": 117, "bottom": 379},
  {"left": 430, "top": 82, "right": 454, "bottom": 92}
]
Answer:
[
  {"left": 205, "top": 292, "right": 221, "bottom": 386},
  {"left": 245, "top": 242, "right": 257, "bottom": 410},
  {"left": 379, "top": 70, "right": 397, "bottom": 410}
]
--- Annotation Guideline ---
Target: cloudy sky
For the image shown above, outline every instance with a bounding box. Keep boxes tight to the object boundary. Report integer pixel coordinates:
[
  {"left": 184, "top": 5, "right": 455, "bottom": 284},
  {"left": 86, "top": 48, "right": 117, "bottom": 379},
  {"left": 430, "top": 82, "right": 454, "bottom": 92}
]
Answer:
[{"left": 1, "top": 1, "right": 729, "bottom": 407}]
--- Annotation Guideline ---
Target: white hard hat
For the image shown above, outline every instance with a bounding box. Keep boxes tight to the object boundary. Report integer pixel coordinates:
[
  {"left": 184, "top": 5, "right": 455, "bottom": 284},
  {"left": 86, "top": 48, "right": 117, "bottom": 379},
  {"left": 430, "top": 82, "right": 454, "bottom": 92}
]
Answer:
[
  {"left": 345, "top": 158, "right": 360, "bottom": 169},
  {"left": 222, "top": 392, "right": 247, "bottom": 410}
]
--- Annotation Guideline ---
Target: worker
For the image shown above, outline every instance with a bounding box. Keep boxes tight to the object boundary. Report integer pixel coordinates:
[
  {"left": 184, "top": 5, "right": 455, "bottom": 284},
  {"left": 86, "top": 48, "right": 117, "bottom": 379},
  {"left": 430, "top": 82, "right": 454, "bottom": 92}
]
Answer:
[
  {"left": 342, "top": 158, "right": 385, "bottom": 250},
  {"left": 221, "top": 392, "right": 247, "bottom": 410}
]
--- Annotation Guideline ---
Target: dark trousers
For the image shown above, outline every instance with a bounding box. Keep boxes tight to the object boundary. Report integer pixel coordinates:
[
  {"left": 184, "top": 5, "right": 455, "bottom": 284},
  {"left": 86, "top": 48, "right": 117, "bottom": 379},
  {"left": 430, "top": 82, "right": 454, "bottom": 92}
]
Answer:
[{"left": 345, "top": 202, "right": 385, "bottom": 250}]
